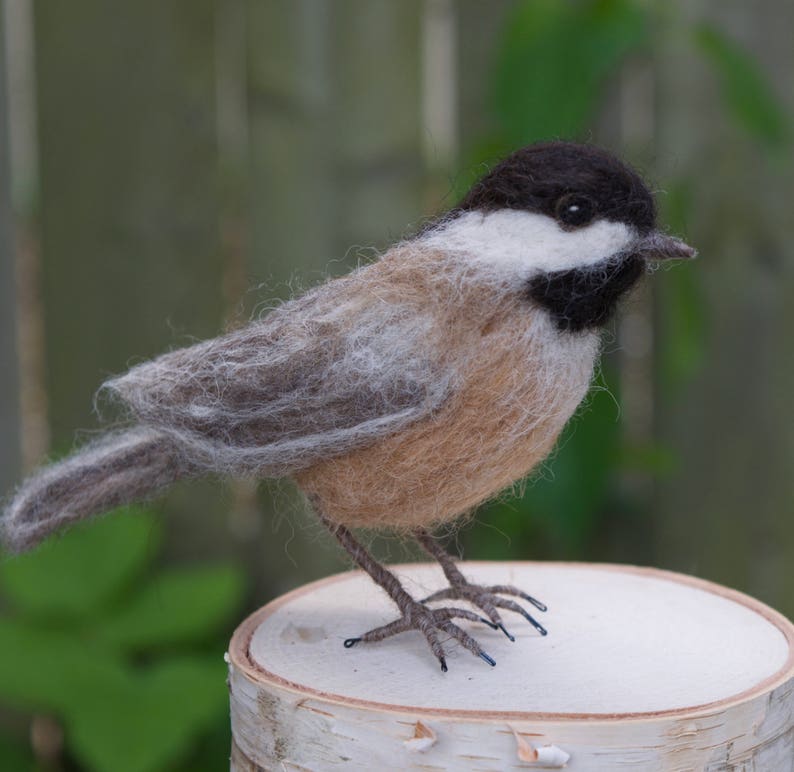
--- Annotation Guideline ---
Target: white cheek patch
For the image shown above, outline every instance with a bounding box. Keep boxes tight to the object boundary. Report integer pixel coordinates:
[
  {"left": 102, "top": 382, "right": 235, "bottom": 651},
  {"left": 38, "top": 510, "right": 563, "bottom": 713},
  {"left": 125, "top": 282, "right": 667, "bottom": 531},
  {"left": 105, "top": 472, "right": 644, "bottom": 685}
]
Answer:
[{"left": 422, "top": 209, "right": 635, "bottom": 282}]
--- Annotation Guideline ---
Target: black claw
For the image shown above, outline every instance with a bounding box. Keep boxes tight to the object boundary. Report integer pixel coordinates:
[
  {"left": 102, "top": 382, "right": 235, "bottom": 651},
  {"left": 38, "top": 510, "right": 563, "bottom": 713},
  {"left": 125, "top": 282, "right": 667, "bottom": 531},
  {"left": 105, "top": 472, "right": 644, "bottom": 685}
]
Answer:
[
  {"left": 440, "top": 656, "right": 448, "bottom": 673},
  {"left": 343, "top": 637, "right": 361, "bottom": 648},
  {"left": 521, "top": 593, "right": 548, "bottom": 612},
  {"left": 519, "top": 610, "right": 548, "bottom": 636},
  {"left": 478, "top": 616, "right": 499, "bottom": 630},
  {"left": 479, "top": 651, "right": 496, "bottom": 667},
  {"left": 497, "top": 623, "right": 515, "bottom": 642}
]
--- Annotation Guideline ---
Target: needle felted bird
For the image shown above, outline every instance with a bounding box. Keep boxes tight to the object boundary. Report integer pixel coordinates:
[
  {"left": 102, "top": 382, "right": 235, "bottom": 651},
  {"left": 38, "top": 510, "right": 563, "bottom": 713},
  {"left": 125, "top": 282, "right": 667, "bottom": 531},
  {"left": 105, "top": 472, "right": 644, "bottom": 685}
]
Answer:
[{"left": 3, "top": 141, "right": 695, "bottom": 671}]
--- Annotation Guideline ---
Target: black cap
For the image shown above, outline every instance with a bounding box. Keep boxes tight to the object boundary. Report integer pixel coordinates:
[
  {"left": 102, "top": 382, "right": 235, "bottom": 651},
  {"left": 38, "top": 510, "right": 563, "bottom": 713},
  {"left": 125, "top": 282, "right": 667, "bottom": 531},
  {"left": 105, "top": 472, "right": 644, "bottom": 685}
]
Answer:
[{"left": 457, "top": 141, "right": 656, "bottom": 235}]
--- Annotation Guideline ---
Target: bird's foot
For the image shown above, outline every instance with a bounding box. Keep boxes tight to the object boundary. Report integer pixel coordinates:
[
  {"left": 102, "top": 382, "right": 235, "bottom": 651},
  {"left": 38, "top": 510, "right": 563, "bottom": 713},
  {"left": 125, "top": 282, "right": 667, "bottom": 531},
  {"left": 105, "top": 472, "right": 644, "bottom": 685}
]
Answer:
[
  {"left": 421, "top": 582, "right": 548, "bottom": 641},
  {"left": 343, "top": 600, "right": 500, "bottom": 672}
]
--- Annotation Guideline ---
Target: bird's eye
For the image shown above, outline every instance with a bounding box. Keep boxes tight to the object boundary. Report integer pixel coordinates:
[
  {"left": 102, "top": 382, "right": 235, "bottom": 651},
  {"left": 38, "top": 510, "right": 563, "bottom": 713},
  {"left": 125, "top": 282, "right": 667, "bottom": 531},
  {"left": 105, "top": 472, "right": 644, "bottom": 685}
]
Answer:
[{"left": 554, "top": 194, "right": 596, "bottom": 229}]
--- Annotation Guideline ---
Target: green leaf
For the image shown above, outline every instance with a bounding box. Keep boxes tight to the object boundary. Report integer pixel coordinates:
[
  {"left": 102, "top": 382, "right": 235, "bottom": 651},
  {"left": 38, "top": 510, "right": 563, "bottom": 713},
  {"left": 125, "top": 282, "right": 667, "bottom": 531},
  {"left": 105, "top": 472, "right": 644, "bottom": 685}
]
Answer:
[
  {"left": 0, "top": 618, "right": 127, "bottom": 714},
  {"left": 97, "top": 565, "right": 245, "bottom": 651},
  {"left": 0, "top": 619, "right": 227, "bottom": 772},
  {"left": 493, "top": 0, "right": 648, "bottom": 143},
  {"left": 656, "top": 180, "right": 706, "bottom": 392},
  {"left": 0, "top": 729, "right": 35, "bottom": 772},
  {"left": 67, "top": 657, "right": 226, "bottom": 772},
  {"left": 171, "top": 715, "right": 233, "bottom": 772},
  {"left": 0, "top": 508, "right": 161, "bottom": 620},
  {"left": 617, "top": 442, "right": 677, "bottom": 475},
  {"left": 450, "top": 135, "right": 514, "bottom": 204},
  {"left": 658, "top": 263, "right": 706, "bottom": 392},
  {"left": 695, "top": 23, "right": 790, "bottom": 150}
]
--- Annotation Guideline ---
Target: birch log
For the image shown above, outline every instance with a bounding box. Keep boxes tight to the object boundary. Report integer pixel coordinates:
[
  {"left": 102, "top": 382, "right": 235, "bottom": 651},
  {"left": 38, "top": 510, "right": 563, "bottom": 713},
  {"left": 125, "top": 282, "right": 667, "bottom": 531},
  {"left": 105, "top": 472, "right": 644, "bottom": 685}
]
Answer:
[{"left": 228, "top": 562, "right": 794, "bottom": 770}]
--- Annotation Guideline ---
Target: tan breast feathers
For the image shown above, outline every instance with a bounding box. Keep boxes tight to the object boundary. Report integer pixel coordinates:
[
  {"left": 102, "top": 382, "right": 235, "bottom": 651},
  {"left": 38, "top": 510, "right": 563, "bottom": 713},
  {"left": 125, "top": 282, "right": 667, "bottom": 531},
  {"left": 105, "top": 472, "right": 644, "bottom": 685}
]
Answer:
[{"left": 297, "top": 287, "right": 598, "bottom": 530}]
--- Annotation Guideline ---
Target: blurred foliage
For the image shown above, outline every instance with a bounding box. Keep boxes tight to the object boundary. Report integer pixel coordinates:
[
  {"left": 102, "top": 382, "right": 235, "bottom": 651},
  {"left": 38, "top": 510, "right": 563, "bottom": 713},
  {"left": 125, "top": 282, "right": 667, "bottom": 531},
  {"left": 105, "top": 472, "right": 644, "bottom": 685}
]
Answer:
[
  {"left": 694, "top": 23, "right": 790, "bottom": 151},
  {"left": 656, "top": 180, "right": 707, "bottom": 393},
  {"left": 453, "top": 0, "right": 648, "bottom": 199},
  {"left": 0, "top": 508, "right": 245, "bottom": 772},
  {"left": 494, "top": 0, "right": 647, "bottom": 144},
  {"left": 464, "top": 0, "right": 791, "bottom": 558},
  {"left": 0, "top": 732, "right": 33, "bottom": 771},
  {"left": 1, "top": 1, "right": 791, "bottom": 770}
]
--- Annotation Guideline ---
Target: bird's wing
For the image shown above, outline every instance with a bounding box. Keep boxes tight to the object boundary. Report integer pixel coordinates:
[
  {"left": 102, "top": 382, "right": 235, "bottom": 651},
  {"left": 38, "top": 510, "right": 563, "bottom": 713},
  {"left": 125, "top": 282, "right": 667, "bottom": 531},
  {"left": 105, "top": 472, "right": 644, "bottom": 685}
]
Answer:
[{"left": 102, "top": 266, "right": 454, "bottom": 477}]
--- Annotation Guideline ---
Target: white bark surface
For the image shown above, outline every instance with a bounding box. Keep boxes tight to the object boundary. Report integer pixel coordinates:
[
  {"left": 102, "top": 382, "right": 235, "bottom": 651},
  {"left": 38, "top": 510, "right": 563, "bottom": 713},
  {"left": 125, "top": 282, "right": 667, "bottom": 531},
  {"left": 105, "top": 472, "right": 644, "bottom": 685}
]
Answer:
[{"left": 228, "top": 562, "right": 794, "bottom": 770}]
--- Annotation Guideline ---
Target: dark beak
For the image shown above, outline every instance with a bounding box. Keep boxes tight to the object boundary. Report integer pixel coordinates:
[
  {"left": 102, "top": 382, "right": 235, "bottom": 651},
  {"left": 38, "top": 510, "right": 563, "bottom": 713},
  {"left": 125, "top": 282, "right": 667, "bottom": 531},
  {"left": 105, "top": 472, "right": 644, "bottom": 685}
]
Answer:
[{"left": 634, "top": 231, "right": 697, "bottom": 261}]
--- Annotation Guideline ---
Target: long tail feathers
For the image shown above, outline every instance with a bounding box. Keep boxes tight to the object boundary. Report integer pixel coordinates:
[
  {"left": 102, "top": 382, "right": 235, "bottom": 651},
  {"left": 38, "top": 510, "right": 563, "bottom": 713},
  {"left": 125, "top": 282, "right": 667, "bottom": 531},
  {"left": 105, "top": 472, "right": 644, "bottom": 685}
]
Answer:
[{"left": 2, "top": 428, "right": 188, "bottom": 553}]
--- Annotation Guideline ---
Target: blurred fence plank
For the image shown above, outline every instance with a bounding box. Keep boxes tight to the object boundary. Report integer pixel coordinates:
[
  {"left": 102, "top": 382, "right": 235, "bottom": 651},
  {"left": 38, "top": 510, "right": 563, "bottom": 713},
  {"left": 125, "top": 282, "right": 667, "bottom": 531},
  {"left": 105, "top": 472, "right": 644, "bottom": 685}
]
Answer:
[
  {"left": 456, "top": 0, "right": 513, "bottom": 158},
  {"left": 654, "top": 0, "right": 794, "bottom": 617},
  {"left": 34, "top": 1, "right": 224, "bottom": 447},
  {"left": 0, "top": 6, "right": 21, "bottom": 492},
  {"left": 32, "top": 1, "right": 231, "bottom": 560},
  {"left": 5, "top": 0, "right": 49, "bottom": 472},
  {"left": 246, "top": 0, "right": 424, "bottom": 290},
  {"left": 244, "top": 0, "right": 426, "bottom": 594}
]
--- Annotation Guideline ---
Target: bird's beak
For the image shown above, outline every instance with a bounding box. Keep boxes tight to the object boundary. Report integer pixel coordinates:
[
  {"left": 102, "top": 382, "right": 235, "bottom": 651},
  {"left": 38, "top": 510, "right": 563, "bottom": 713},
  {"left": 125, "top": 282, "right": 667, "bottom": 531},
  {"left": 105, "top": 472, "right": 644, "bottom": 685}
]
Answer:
[{"left": 633, "top": 231, "right": 697, "bottom": 261}]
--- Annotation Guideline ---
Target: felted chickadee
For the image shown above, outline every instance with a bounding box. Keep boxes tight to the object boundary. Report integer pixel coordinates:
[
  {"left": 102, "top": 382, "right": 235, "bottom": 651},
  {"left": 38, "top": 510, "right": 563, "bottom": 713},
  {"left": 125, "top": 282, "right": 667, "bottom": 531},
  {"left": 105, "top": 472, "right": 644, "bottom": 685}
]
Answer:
[{"left": 3, "top": 142, "right": 695, "bottom": 671}]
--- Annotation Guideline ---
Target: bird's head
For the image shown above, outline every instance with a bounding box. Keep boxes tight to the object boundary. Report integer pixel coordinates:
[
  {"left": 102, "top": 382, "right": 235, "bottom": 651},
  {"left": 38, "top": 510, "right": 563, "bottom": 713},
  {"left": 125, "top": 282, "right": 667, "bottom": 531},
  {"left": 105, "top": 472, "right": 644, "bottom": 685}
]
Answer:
[{"left": 428, "top": 141, "right": 695, "bottom": 332}]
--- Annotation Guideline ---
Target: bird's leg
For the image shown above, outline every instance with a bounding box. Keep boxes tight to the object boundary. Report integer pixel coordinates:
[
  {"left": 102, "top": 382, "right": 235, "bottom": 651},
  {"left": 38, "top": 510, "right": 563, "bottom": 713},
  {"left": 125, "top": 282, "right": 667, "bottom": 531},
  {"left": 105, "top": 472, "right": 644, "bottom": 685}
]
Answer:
[
  {"left": 414, "top": 529, "right": 549, "bottom": 641},
  {"left": 317, "top": 512, "right": 499, "bottom": 672}
]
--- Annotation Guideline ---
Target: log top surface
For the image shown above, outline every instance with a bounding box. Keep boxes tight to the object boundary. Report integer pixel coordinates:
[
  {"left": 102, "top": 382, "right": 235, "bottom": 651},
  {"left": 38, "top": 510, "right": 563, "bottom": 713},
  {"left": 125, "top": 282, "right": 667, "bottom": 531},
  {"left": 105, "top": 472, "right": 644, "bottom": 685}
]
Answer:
[{"left": 235, "top": 562, "right": 794, "bottom": 718}]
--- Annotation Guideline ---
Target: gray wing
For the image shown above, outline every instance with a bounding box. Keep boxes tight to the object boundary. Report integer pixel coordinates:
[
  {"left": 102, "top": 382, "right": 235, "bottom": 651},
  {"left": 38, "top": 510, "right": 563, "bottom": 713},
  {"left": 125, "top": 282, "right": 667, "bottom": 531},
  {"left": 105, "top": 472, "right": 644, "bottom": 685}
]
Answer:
[{"left": 102, "top": 274, "right": 453, "bottom": 477}]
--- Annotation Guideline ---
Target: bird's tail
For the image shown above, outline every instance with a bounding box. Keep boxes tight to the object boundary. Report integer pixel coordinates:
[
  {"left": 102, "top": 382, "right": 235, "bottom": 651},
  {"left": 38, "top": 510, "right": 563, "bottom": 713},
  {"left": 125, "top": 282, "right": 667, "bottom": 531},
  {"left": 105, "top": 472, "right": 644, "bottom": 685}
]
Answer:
[{"left": 2, "top": 428, "right": 189, "bottom": 553}]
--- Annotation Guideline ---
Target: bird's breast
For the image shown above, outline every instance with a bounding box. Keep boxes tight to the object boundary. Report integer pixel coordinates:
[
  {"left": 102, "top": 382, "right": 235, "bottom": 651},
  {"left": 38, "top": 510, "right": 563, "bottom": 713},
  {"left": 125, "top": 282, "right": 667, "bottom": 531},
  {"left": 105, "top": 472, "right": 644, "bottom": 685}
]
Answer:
[{"left": 296, "top": 308, "right": 599, "bottom": 530}]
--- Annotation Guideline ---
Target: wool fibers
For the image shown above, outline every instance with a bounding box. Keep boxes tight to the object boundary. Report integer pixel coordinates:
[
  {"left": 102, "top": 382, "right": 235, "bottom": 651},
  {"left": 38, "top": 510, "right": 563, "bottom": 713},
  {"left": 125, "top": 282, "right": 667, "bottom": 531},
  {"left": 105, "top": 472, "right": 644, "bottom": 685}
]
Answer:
[
  {"left": 3, "top": 234, "right": 600, "bottom": 551},
  {"left": 2, "top": 428, "right": 185, "bottom": 552}
]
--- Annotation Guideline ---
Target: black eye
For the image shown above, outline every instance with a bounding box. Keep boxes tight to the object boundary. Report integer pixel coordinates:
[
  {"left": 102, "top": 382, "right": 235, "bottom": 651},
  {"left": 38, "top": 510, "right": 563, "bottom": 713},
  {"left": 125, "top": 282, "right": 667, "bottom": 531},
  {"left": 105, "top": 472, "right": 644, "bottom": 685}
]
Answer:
[{"left": 555, "top": 194, "right": 596, "bottom": 229}]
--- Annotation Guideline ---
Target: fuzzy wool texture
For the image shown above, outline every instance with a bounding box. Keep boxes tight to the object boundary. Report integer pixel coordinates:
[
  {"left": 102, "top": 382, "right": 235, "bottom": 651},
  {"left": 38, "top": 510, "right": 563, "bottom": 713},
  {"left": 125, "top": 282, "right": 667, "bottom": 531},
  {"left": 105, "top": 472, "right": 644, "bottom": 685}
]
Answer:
[
  {"left": 105, "top": 238, "right": 598, "bottom": 535},
  {"left": 455, "top": 141, "right": 656, "bottom": 233},
  {"left": 102, "top": 247, "right": 460, "bottom": 478},
  {"left": 297, "top": 244, "right": 599, "bottom": 530},
  {"left": 3, "top": 140, "right": 669, "bottom": 553},
  {"left": 422, "top": 209, "right": 635, "bottom": 281},
  {"left": 2, "top": 234, "right": 600, "bottom": 550},
  {"left": 2, "top": 428, "right": 184, "bottom": 552}
]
